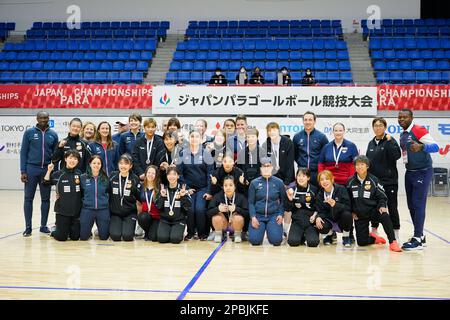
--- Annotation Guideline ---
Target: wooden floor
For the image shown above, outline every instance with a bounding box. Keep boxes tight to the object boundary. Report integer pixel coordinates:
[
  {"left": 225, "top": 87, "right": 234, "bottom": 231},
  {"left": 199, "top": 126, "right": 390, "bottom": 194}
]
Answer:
[{"left": 1, "top": 190, "right": 449, "bottom": 300}]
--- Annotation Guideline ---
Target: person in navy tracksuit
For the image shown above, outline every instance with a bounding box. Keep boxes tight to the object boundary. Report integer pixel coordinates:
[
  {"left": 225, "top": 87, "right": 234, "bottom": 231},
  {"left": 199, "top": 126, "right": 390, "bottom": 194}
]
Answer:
[
  {"left": 79, "top": 155, "right": 111, "bottom": 240},
  {"left": 293, "top": 111, "right": 329, "bottom": 187},
  {"left": 20, "top": 111, "right": 59, "bottom": 237},
  {"left": 118, "top": 113, "right": 144, "bottom": 156},
  {"left": 248, "top": 157, "right": 287, "bottom": 246},
  {"left": 176, "top": 130, "right": 214, "bottom": 241},
  {"left": 398, "top": 109, "right": 439, "bottom": 250},
  {"left": 87, "top": 121, "right": 119, "bottom": 177}
]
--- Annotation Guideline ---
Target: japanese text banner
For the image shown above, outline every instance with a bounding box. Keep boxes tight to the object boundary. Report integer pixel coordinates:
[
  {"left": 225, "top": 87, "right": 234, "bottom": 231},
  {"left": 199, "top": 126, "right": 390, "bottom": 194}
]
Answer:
[{"left": 152, "top": 86, "right": 378, "bottom": 115}]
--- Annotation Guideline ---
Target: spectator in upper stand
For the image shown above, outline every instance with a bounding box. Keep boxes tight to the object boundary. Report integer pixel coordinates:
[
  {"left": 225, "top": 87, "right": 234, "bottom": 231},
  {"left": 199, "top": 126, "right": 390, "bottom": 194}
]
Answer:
[
  {"left": 301, "top": 68, "right": 316, "bottom": 86},
  {"left": 209, "top": 68, "right": 228, "bottom": 85},
  {"left": 112, "top": 118, "right": 129, "bottom": 144},
  {"left": 278, "top": 67, "right": 292, "bottom": 86},
  {"left": 235, "top": 66, "right": 249, "bottom": 85},
  {"left": 249, "top": 66, "right": 265, "bottom": 85}
]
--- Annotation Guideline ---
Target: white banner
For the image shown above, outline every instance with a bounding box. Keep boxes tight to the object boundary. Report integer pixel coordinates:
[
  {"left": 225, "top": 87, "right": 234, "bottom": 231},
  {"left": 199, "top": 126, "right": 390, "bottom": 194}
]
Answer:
[{"left": 152, "top": 86, "right": 378, "bottom": 116}]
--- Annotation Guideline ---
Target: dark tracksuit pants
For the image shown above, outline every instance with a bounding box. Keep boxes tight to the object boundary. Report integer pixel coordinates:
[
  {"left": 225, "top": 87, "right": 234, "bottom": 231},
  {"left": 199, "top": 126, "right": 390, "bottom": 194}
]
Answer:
[
  {"left": 371, "top": 184, "right": 400, "bottom": 230},
  {"left": 405, "top": 168, "right": 433, "bottom": 238},
  {"left": 52, "top": 214, "right": 80, "bottom": 241},
  {"left": 80, "top": 208, "right": 110, "bottom": 240},
  {"left": 355, "top": 211, "right": 396, "bottom": 246},
  {"left": 288, "top": 217, "right": 319, "bottom": 247},
  {"left": 138, "top": 213, "right": 160, "bottom": 241},
  {"left": 187, "top": 188, "right": 208, "bottom": 238},
  {"left": 109, "top": 214, "right": 137, "bottom": 241},
  {"left": 158, "top": 220, "right": 186, "bottom": 244},
  {"left": 249, "top": 214, "right": 283, "bottom": 246},
  {"left": 317, "top": 211, "right": 353, "bottom": 235},
  {"left": 23, "top": 166, "right": 51, "bottom": 229}
]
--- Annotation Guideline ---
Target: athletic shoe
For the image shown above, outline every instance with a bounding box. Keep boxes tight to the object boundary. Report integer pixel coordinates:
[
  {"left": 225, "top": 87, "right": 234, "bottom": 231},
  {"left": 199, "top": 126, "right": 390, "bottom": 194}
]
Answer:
[
  {"left": 234, "top": 233, "right": 242, "bottom": 243},
  {"left": 40, "top": 226, "right": 50, "bottom": 234},
  {"left": 214, "top": 231, "right": 222, "bottom": 243},
  {"left": 370, "top": 232, "right": 386, "bottom": 244},
  {"left": 135, "top": 225, "right": 144, "bottom": 237},
  {"left": 183, "top": 235, "right": 193, "bottom": 241},
  {"left": 421, "top": 235, "right": 427, "bottom": 247},
  {"left": 331, "top": 231, "right": 337, "bottom": 244},
  {"left": 402, "top": 237, "right": 423, "bottom": 251},
  {"left": 342, "top": 236, "right": 352, "bottom": 247},
  {"left": 323, "top": 235, "right": 333, "bottom": 245},
  {"left": 389, "top": 240, "right": 402, "bottom": 252},
  {"left": 241, "top": 231, "right": 248, "bottom": 241},
  {"left": 23, "top": 228, "right": 32, "bottom": 237},
  {"left": 207, "top": 231, "right": 215, "bottom": 241},
  {"left": 199, "top": 235, "right": 208, "bottom": 241},
  {"left": 193, "top": 233, "right": 199, "bottom": 240}
]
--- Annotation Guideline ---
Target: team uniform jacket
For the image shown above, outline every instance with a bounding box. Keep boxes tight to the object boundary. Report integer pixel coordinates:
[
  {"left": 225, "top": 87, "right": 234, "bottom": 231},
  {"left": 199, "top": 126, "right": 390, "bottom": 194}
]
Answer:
[
  {"left": 207, "top": 191, "right": 249, "bottom": 220},
  {"left": 132, "top": 135, "right": 165, "bottom": 177},
  {"left": 316, "top": 184, "right": 351, "bottom": 222},
  {"left": 20, "top": 125, "right": 58, "bottom": 173},
  {"left": 248, "top": 176, "right": 286, "bottom": 218},
  {"left": 236, "top": 145, "right": 263, "bottom": 184},
  {"left": 156, "top": 184, "right": 192, "bottom": 223},
  {"left": 138, "top": 187, "right": 161, "bottom": 219},
  {"left": 285, "top": 183, "right": 318, "bottom": 225},
  {"left": 210, "top": 166, "right": 247, "bottom": 195},
  {"left": 79, "top": 174, "right": 110, "bottom": 210},
  {"left": 293, "top": 128, "right": 329, "bottom": 172},
  {"left": 108, "top": 171, "right": 141, "bottom": 217},
  {"left": 87, "top": 141, "right": 119, "bottom": 176},
  {"left": 52, "top": 134, "right": 90, "bottom": 173},
  {"left": 366, "top": 134, "right": 401, "bottom": 186},
  {"left": 176, "top": 147, "right": 214, "bottom": 193},
  {"left": 119, "top": 130, "right": 144, "bottom": 156},
  {"left": 261, "top": 135, "right": 295, "bottom": 185}
]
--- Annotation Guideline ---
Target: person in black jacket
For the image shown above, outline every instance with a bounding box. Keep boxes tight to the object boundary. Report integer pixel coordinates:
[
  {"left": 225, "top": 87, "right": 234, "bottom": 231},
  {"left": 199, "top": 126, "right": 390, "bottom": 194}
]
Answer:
[
  {"left": 249, "top": 66, "right": 265, "bottom": 85},
  {"left": 278, "top": 67, "right": 292, "bottom": 86},
  {"left": 205, "top": 129, "right": 227, "bottom": 170},
  {"left": 236, "top": 128, "right": 262, "bottom": 190},
  {"left": 315, "top": 170, "right": 353, "bottom": 247},
  {"left": 108, "top": 154, "right": 141, "bottom": 241},
  {"left": 156, "top": 167, "right": 192, "bottom": 244},
  {"left": 52, "top": 118, "right": 90, "bottom": 173},
  {"left": 209, "top": 68, "right": 228, "bottom": 85},
  {"left": 210, "top": 154, "right": 248, "bottom": 196},
  {"left": 156, "top": 130, "right": 182, "bottom": 186},
  {"left": 366, "top": 117, "right": 402, "bottom": 240},
  {"left": 301, "top": 68, "right": 316, "bottom": 86},
  {"left": 132, "top": 118, "right": 165, "bottom": 181},
  {"left": 347, "top": 156, "right": 402, "bottom": 252},
  {"left": 44, "top": 150, "right": 82, "bottom": 241},
  {"left": 207, "top": 176, "right": 249, "bottom": 243},
  {"left": 285, "top": 168, "right": 319, "bottom": 247}
]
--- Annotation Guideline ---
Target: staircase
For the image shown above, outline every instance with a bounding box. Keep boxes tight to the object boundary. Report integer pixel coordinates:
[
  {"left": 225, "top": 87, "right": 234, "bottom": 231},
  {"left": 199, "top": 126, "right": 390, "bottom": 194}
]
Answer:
[
  {"left": 144, "top": 34, "right": 183, "bottom": 85},
  {"left": 344, "top": 33, "right": 376, "bottom": 85}
]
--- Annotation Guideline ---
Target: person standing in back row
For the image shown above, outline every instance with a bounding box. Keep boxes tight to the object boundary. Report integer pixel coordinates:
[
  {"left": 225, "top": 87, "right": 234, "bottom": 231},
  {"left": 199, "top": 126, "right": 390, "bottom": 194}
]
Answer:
[
  {"left": 20, "top": 111, "right": 59, "bottom": 237},
  {"left": 398, "top": 109, "right": 439, "bottom": 251}
]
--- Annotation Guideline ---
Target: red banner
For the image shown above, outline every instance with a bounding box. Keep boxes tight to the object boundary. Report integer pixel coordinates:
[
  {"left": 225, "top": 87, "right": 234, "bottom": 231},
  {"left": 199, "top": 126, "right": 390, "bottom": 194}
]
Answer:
[
  {"left": 0, "top": 84, "right": 153, "bottom": 109},
  {"left": 378, "top": 85, "right": 450, "bottom": 111}
]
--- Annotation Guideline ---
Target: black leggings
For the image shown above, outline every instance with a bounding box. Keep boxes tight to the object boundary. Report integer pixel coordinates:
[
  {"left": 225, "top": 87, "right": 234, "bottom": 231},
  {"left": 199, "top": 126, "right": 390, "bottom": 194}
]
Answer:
[
  {"left": 317, "top": 211, "right": 353, "bottom": 234},
  {"left": 158, "top": 220, "right": 186, "bottom": 244},
  {"left": 137, "top": 213, "right": 159, "bottom": 241},
  {"left": 52, "top": 214, "right": 80, "bottom": 241},
  {"left": 371, "top": 184, "right": 400, "bottom": 230},
  {"left": 109, "top": 214, "right": 136, "bottom": 241},
  {"left": 288, "top": 221, "right": 319, "bottom": 247},
  {"left": 356, "top": 211, "right": 396, "bottom": 245}
]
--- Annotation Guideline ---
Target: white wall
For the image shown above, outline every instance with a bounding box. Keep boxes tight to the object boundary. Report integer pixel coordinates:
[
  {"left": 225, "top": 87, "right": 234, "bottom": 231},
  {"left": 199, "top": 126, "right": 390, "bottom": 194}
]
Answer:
[{"left": 0, "top": 0, "right": 420, "bottom": 33}]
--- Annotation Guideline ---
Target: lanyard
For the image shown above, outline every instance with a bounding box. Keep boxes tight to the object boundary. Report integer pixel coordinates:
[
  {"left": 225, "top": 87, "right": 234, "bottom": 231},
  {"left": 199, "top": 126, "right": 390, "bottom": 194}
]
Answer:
[
  {"left": 224, "top": 192, "right": 235, "bottom": 207},
  {"left": 324, "top": 187, "right": 334, "bottom": 201},
  {"left": 167, "top": 186, "right": 179, "bottom": 214},
  {"left": 271, "top": 142, "right": 279, "bottom": 169},
  {"left": 333, "top": 143, "right": 343, "bottom": 167},
  {"left": 146, "top": 138, "right": 154, "bottom": 164},
  {"left": 144, "top": 188, "right": 154, "bottom": 213},
  {"left": 294, "top": 185, "right": 310, "bottom": 199},
  {"left": 165, "top": 146, "right": 177, "bottom": 165},
  {"left": 119, "top": 174, "right": 129, "bottom": 206}
]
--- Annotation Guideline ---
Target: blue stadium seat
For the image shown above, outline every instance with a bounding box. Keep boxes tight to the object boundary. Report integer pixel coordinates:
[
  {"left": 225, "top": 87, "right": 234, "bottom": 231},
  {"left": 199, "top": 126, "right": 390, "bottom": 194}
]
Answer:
[
  {"left": 429, "top": 72, "right": 442, "bottom": 83},
  {"left": 165, "top": 72, "right": 177, "bottom": 84},
  {"left": 402, "top": 71, "right": 415, "bottom": 83},
  {"left": 416, "top": 71, "right": 429, "bottom": 83},
  {"left": 390, "top": 72, "right": 403, "bottom": 83},
  {"left": 340, "top": 72, "right": 352, "bottom": 83}
]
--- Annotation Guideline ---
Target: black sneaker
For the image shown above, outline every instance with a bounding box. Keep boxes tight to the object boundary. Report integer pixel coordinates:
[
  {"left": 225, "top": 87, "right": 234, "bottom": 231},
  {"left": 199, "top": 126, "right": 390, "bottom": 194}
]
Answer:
[
  {"left": 241, "top": 231, "right": 248, "bottom": 242},
  {"left": 402, "top": 237, "right": 423, "bottom": 251},
  {"left": 40, "top": 226, "right": 51, "bottom": 234},
  {"left": 323, "top": 235, "right": 333, "bottom": 245},
  {"left": 23, "top": 228, "right": 32, "bottom": 237},
  {"left": 331, "top": 231, "right": 337, "bottom": 244},
  {"left": 199, "top": 235, "right": 208, "bottom": 241},
  {"left": 184, "top": 235, "right": 193, "bottom": 241},
  {"left": 421, "top": 235, "right": 427, "bottom": 247},
  {"left": 343, "top": 236, "right": 352, "bottom": 247}
]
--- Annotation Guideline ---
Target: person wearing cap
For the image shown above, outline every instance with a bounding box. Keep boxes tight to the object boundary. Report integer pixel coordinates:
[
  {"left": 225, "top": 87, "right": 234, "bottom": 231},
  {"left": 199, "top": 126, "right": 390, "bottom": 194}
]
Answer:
[
  {"left": 119, "top": 113, "right": 144, "bottom": 156},
  {"left": 209, "top": 68, "right": 228, "bottom": 85},
  {"left": 112, "top": 118, "right": 129, "bottom": 144},
  {"left": 346, "top": 155, "right": 402, "bottom": 252},
  {"left": 248, "top": 157, "right": 287, "bottom": 246},
  {"left": 301, "top": 68, "right": 316, "bottom": 86}
]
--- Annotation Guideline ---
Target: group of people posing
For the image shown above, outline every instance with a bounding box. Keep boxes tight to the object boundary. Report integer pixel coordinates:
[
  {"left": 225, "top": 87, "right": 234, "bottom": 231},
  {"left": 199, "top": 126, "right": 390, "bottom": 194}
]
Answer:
[{"left": 20, "top": 109, "right": 439, "bottom": 251}]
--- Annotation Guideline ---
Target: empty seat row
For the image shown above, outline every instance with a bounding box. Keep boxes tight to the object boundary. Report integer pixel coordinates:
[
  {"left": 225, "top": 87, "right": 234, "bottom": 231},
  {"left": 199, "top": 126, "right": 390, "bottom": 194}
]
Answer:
[
  {"left": 0, "top": 71, "right": 144, "bottom": 83},
  {"left": 185, "top": 28, "right": 343, "bottom": 38},
  {"left": 376, "top": 71, "right": 449, "bottom": 84},
  {"left": 363, "top": 26, "right": 450, "bottom": 37},
  {"left": 173, "top": 50, "right": 349, "bottom": 61},
  {"left": 2, "top": 39, "right": 157, "bottom": 51},
  {"left": 165, "top": 71, "right": 352, "bottom": 84},
  {"left": 373, "top": 60, "right": 450, "bottom": 71},
  {"left": 0, "top": 61, "right": 150, "bottom": 72},
  {"left": 188, "top": 20, "right": 342, "bottom": 29},
  {"left": 369, "top": 37, "right": 450, "bottom": 50},
  {"left": 361, "top": 19, "right": 450, "bottom": 28},
  {"left": 371, "top": 50, "right": 450, "bottom": 61},
  {"left": 176, "top": 39, "right": 347, "bottom": 51},
  {"left": 170, "top": 60, "right": 351, "bottom": 72},
  {"left": 26, "top": 29, "right": 165, "bottom": 39},
  {"left": 0, "top": 51, "right": 153, "bottom": 61},
  {"left": 32, "top": 21, "right": 170, "bottom": 30}
]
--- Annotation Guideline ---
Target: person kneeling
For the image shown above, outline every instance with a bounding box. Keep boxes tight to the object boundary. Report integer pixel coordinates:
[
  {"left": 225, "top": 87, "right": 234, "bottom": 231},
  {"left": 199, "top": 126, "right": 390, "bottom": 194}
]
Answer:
[
  {"left": 207, "top": 176, "right": 249, "bottom": 243},
  {"left": 286, "top": 168, "right": 319, "bottom": 247},
  {"left": 347, "top": 156, "right": 402, "bottom": 252}
]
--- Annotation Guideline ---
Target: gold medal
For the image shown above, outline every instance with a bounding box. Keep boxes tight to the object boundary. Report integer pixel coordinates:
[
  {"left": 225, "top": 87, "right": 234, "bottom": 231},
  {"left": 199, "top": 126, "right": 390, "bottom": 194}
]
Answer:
[{"left": 169, "top": 210, "right": 174, "bottom": 216}]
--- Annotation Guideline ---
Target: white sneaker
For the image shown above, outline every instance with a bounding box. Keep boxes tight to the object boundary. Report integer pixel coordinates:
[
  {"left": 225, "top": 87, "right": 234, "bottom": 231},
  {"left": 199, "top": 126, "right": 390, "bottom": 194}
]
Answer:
[
  {"left": 234, "top": 234, "right": 242, "bottom": 243},
  {"left": 135, "top": 225, "right": 144, "bottom": 237},
  {"left": 207, "top": 231, "right": 215, "bottom": 241},
  {"left": 214, "top": 231, "right": 222, "bottom": 243}
]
